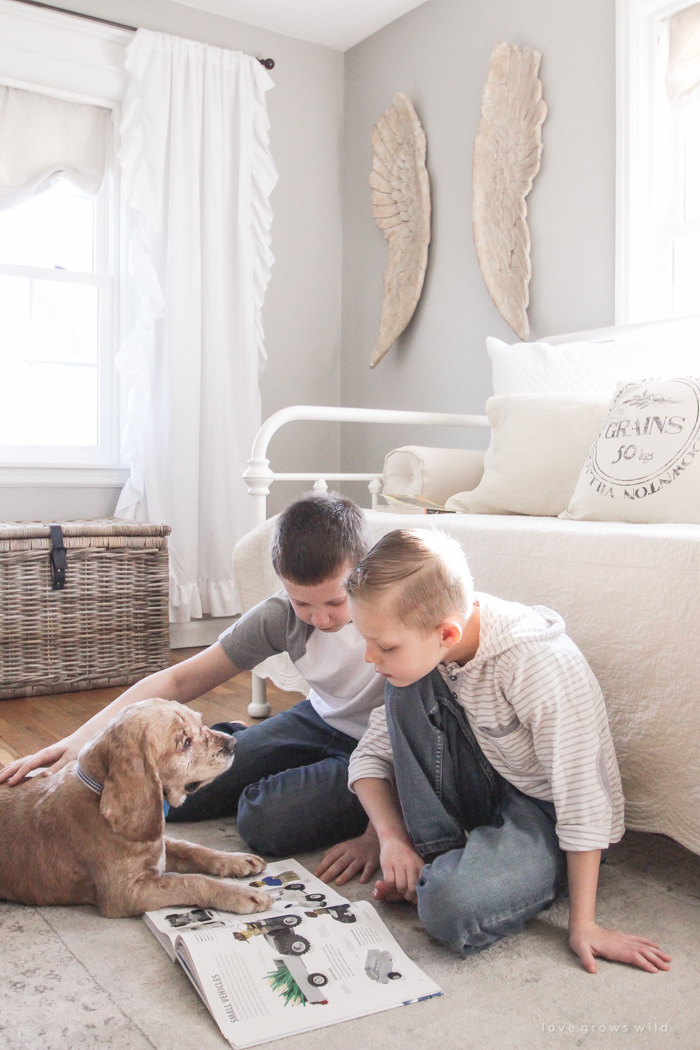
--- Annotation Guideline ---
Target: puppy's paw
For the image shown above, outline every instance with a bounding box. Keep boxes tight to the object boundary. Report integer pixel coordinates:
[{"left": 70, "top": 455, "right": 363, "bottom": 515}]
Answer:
[
  {"left": 229, "top": 888, "right": 273, "bottom": 914},
  {"left": 217, "top": 852, "right": 266, "bottom": 877}
]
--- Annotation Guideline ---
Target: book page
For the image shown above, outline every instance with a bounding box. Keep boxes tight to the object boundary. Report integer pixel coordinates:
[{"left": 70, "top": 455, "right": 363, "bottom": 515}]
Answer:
[
  {"left": 175, "top": 900, "right": 442, "bottom": 1048},
  {"left": 143, "top": 858, "right": 350, "bottom": 961},
  {"left": 379, "top": 494, "right": 455, "bottom": 513}
]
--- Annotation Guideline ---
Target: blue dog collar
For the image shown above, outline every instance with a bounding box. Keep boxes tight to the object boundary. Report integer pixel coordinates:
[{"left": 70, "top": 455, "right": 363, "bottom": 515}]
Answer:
[
  {"left": 76, "top": 763, "right": 104, "bottom": 796},
  {"left": 77, "top": 762, "right": 169, "bottom": 816}
]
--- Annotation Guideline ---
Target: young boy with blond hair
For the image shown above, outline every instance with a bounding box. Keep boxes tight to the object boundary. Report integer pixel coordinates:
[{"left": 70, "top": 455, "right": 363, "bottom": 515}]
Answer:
[{"left": 345, "top": 528, "right": 671, "bottom": 974}]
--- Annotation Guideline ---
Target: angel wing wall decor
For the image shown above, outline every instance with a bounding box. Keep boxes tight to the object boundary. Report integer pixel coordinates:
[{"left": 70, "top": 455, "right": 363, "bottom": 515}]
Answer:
[
  {"left": 369, "top": 93, "right": 431, "bottom": 368},
  {"left": 472, "top": 42, "right": 547, "bottom": 341}
]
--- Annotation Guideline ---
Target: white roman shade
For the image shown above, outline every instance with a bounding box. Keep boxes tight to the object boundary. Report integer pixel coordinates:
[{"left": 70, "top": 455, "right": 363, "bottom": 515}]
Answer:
[
  {"left": 666, "top": 2, "right": 700, "bottom": 108},
  {"left": 0, "top": 85, "right": 108, "bottom": 209}
]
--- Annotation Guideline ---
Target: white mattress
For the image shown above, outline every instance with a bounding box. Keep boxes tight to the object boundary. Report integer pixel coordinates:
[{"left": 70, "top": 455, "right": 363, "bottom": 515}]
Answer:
[{"left": 233, "top": 511, "right": 700, "bottom": 854}]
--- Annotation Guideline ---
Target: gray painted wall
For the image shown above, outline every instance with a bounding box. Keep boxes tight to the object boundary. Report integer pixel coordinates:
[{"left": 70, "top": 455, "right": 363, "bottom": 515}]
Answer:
[
  {"left": 340, "top": 0, "right": 616, "bottom": 480},
  {"left": 2, "top": 0, "right": 618, "bottom": 524},
  {"left": 1, "top": 0, "right": 343, "bottom": 521}
]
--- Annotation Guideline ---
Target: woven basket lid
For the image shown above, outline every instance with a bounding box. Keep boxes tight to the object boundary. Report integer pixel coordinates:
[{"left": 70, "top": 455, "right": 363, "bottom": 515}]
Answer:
[{"left": 0, "top": 518, "right": 171, "bottom": 541}]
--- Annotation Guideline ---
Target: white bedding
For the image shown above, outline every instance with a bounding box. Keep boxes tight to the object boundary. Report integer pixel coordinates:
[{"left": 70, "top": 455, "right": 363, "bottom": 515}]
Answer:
[{"left": 233, "top": 511, "right": 700, "bottom": 854}]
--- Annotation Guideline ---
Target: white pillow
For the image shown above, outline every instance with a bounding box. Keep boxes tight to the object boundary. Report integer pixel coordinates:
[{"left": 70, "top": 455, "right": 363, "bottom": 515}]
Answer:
[
  {"left": 383, "top": 446, "right": 484, "bottom": 505},
  {"left": 488, "top": 334, "right": 700, "bottom": 399},
  {"left": 563, "top": 377, "right": 700, "bottom": 524},
  {"left": 445, "top": 395, "right": 609, "bottom": 517}
]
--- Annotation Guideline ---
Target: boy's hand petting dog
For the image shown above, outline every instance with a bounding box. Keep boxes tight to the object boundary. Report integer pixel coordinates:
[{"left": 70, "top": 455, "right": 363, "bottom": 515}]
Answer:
[
  {"left": 371, "top": 838, "right": 425, "bottom": 903},
  {"left": 568, "top": 921, "right": 672, "bottom": 975},
  {"left": 0, "top": 734, "right": 82, "bottom": 784},
  {"left": 315, "top": 824, "right": 381, "bottom": 886}
]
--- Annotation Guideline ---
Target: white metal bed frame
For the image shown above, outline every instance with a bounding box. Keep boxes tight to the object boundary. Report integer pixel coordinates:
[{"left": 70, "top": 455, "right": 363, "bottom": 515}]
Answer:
[
  {"left": 241, "top": 315, "right": 700, "bottom": 715},
  {"left": 242, "top": 406, "right": 490, "bottom": 715}
]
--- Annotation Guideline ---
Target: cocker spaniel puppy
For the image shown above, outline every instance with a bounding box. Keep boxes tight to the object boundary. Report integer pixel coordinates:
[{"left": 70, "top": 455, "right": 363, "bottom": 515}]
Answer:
[{"left": 0, "top": 699, "right": 273, "bottom": 918}]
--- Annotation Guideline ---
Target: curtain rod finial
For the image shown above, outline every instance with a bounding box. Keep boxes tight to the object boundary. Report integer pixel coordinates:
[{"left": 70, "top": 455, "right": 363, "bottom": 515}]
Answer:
[{"left": 258, "top": 58, "right": 275, "bottom": 69}]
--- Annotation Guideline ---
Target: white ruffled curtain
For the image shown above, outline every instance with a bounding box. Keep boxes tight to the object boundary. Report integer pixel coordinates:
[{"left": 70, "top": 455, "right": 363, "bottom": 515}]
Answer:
[
  {"left": 116, "top": 29, "right": 277, "bottom": 623},
  {"left": 666, "top": 2, "right": 700, "bottom": 107},
  {"left": 0, "top": 85, "right": 107, "bottom": 208}
]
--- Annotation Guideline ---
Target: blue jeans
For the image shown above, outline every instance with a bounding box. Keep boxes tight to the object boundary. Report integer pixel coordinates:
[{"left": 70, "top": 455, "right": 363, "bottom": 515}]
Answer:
[
  {"left": 166, "top": 699, "right": 368, "bottom": 855},
  {"left": 385, "top": 670, "right": 568, "bottom": 955}
]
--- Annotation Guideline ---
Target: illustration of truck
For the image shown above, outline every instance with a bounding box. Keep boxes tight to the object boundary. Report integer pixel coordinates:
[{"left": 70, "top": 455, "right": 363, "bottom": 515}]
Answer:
[
  {"left": 304, "top": 903, "right": 357, "bottom": 924},
  {"left": 165, "top": 908, "right": 226, "bottom": 931},
  {"left": 269, "top": 883, "right": 328, "bottom": 907},
  {"left": 232, "top": 914, "right": 311, "bottom": 956},
  {"left": 268, "top": 957, "right": 330, "bottom": 1005},
  {"left": 247, "top": 872, "right": 327, "bottom": 907},
  {"left": 364, "top": 949, "right": 402, "bottom": 984}
]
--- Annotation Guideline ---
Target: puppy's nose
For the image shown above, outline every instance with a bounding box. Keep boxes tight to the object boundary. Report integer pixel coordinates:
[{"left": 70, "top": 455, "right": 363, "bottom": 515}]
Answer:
[{"left": 223, "top": 734, "right": 236, "bottom": 753}]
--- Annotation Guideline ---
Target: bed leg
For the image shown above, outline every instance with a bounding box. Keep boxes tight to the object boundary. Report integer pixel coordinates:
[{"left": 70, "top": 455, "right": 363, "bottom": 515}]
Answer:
[{"left": 248, "top": 673, "right": 271, "bottom": 718}]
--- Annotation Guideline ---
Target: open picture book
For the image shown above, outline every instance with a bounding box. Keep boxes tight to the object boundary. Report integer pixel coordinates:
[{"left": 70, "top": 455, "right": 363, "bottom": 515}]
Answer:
[
  {"left": 143, "top": 859, "right": 442, "bottom": 1048},
  {"left": 378, "top": 493, "right": 455, "bottom": 513}
]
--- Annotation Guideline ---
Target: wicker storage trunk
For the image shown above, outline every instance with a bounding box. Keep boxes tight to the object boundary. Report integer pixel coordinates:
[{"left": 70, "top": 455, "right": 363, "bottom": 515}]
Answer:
[{"left": 0, "top": 519, "right": 171, "bottom": 699}]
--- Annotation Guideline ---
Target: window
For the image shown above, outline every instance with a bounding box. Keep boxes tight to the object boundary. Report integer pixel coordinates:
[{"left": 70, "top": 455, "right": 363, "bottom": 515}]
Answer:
[
  {"left": 0, "top": 160, "right": 115, "bottom": 461},
  {"left": 0, "top": 0, "right": 130, "bottom": 480},
  {"left": 617, "top": 0, "right": 700, "bottom": 323}
]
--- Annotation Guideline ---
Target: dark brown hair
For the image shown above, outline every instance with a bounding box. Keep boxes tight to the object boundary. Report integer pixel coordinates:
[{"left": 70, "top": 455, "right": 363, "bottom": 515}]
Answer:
[{"left": 271, "top": 493, "right": 370, "bottom": 584}]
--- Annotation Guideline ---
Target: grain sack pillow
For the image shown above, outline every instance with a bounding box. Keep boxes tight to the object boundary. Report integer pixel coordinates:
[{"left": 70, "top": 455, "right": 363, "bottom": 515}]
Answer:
[
  {"left": 563, "top": 377, "right": 700, "bottom": 524},
  {"left": 445, "top": 394, "right": 609, "bottom": 517}
]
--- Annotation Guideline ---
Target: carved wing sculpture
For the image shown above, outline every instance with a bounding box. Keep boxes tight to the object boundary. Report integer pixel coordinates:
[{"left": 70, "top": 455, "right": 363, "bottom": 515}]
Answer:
[
  {"left": 472, "top": 42, "right": 547, "bottom": 341},
  {"left": 369, "top": 93, "right": 431, "bottom": 368}
]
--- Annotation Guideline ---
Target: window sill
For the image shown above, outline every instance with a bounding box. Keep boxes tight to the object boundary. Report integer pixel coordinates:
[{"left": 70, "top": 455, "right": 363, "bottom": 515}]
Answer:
[{"left": 0, "top": 465, "right": 130, "bottom": 488}]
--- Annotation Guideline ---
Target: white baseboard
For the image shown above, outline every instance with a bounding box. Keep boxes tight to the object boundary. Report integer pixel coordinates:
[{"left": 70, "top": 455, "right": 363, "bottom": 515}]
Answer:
[{"left": 169, "top": 616, "right": 238, "bottom": 649}]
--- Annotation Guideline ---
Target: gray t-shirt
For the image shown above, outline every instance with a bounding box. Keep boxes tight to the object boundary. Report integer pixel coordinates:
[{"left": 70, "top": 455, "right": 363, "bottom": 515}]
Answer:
[{"left": 219, "top": 592, "right": 385, "bottom": 740}]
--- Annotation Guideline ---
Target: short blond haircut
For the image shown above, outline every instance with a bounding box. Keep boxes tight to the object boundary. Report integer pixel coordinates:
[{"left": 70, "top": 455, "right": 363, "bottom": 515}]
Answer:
[{"left": 345, "top": 529, "right": 474, "bottom": 632}]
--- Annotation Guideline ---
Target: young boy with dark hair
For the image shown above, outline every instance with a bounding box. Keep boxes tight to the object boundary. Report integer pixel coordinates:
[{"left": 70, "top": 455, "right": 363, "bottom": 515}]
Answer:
[
  {"left": 345, "top": 528, "right": 671, "bottom": 974},
  {"left": 0, "top": 495, "right": 384, "bottom": 882}
]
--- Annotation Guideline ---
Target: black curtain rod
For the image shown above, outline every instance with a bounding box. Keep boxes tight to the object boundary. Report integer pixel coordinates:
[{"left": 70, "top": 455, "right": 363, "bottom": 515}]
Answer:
[{"left": 9, "top": 0, "right": 275, "bottom": 67}]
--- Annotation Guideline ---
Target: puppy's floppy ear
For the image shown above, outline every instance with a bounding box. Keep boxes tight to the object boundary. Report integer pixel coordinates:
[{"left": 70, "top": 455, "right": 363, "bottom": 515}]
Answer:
[{"left": 99, "top": 728, "right": 164, "bottom": 842}]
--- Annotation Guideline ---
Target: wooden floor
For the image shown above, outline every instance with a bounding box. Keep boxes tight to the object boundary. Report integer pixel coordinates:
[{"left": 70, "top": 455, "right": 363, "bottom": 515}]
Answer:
[{"left": 0, "top": 648, "right": 304, "bottom": 768}]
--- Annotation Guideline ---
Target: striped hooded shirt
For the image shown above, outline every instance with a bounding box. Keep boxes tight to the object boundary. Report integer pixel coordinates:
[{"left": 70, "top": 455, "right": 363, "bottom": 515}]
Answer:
[{"left": 348, "top": 592, "right": 625, "bottom": 852}]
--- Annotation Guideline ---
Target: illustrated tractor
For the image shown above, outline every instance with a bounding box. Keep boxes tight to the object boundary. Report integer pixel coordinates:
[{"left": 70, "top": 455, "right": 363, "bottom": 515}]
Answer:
[
  {"left": 304, "top": 903, "right": 357, "bottom": 924},
  {"left": 233, "top": 914, "right": 311, "bottom": 956}
]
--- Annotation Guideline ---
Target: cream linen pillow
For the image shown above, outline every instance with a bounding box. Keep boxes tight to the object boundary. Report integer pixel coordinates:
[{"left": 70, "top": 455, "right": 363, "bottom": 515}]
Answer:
[
  {"left": 445, "top": 394, "right": 609, "bottom": 517},
  {"left": 563, "top": 377, "right": 700, "bottom": 524}
]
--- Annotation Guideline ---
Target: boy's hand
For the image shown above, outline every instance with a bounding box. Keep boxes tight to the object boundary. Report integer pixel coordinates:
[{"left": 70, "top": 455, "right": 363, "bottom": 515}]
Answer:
[
  {"left": 569, "top": 920, "right": 672, "bottom": 974},
  {"left": 315, "top": 825, "right": 381, "bottom": 886},
  {"left": 371, "top": 839, "right": 425, "bottom": 903},
  {"left": 0, "top": 733, "right": 82, "bottom": 785}
]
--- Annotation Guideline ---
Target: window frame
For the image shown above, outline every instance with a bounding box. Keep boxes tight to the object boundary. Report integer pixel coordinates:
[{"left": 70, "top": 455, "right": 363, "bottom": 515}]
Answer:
[
  {"left": 0, "top": 117, "right": 118, "bottom": 466},
  {"left": 0, "top": 0, "right": 131, "bottom": 485},
  {"left": 616, "top": 0, "right": 700, "bottom": 324}
]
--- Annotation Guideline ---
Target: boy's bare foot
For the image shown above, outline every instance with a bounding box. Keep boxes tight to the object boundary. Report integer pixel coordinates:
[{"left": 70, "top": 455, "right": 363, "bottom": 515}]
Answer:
[{"left": 372, "top": 879, "right": 417, "bottom": 904}]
